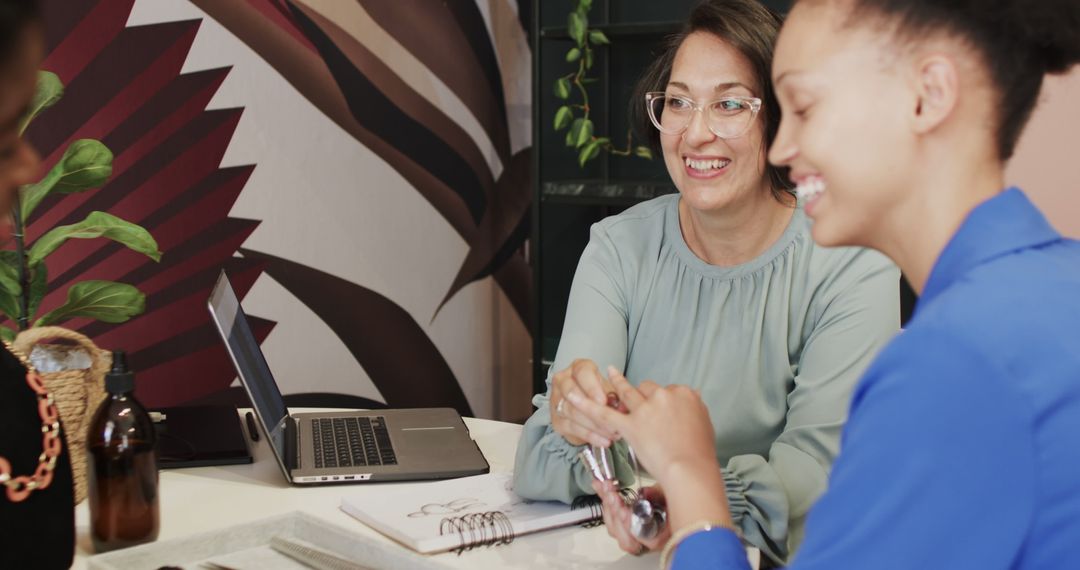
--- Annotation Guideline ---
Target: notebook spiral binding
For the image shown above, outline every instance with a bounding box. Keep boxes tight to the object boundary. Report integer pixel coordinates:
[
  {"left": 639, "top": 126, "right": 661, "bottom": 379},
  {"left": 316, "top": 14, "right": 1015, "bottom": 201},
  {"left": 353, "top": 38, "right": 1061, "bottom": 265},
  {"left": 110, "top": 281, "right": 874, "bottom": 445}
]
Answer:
[
  {"left": 570, "top": 487, "right": 639, "bottom": 528},
  {"left": 439, "top": 511, "right": 515, "bottom": 553},
  {"left": 437, "top": 488, "right": 640, "bottom": 553}
]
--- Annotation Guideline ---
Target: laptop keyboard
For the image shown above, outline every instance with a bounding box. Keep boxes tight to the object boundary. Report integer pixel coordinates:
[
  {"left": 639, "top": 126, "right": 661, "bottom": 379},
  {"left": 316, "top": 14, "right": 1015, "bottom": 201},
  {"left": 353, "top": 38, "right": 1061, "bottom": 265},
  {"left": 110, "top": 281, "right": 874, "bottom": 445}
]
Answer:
[{"left": 311, "top": 416, "right": 397, "bottom": 468}]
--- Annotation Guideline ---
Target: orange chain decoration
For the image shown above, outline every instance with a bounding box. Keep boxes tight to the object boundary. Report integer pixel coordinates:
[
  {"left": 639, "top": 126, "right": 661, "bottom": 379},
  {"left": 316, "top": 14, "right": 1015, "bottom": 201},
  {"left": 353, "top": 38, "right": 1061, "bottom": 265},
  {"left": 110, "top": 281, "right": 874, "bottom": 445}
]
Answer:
[{"left": 0, "top": 341, "right": 62, "bottom": 502}]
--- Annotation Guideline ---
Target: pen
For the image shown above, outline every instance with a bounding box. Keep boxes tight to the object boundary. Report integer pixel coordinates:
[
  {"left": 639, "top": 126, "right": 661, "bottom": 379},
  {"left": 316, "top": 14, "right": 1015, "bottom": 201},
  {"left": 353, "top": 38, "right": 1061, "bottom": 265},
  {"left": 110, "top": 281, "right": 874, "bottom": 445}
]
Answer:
[{"left": 245, "top": 411, "right": 260, "bottom": 442}]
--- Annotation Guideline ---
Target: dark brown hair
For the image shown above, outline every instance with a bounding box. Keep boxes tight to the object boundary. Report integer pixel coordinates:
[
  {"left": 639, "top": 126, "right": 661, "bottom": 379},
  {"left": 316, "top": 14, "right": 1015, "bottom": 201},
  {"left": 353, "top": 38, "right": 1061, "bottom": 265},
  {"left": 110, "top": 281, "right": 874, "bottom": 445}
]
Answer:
[
  {"left": 0, "top": 0, "right": 40, "bottom": 65},
  {"left": 630, "top": 0, "right": 792, "bottom": 199},
  {"left": 837, "top": 0, "right": 1080, "bottom": 160}
]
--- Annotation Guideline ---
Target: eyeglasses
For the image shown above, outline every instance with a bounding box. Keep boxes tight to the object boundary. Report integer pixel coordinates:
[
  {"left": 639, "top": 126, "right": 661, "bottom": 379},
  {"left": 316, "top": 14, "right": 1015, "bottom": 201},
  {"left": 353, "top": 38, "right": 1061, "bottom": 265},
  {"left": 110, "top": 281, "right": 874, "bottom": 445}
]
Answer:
[{"left": 645, "top": 92, "right": 762, "bottom": 139}]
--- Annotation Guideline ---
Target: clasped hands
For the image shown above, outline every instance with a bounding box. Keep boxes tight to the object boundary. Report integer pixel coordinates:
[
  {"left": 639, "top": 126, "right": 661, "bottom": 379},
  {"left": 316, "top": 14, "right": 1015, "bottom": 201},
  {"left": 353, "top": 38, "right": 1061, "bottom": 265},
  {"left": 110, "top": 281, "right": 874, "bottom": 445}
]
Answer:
[{"left": 548, "top": 359, "right": 723, "bottom": 555}]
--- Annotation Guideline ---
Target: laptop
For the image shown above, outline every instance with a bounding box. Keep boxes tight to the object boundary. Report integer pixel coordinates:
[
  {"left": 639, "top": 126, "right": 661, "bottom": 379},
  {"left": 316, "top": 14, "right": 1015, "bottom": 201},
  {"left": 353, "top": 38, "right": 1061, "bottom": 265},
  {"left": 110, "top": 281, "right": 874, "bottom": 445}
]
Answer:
[{"left": 207, "top": 271, "right": 489, "bottom": 484}]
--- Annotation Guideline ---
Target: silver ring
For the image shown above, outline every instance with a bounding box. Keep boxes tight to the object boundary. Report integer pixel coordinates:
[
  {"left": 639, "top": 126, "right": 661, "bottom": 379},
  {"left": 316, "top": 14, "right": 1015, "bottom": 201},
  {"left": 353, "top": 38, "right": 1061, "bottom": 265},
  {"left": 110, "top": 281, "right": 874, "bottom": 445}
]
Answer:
[{"left": 556, "top": 398, "right": 567, "bottom": 417}]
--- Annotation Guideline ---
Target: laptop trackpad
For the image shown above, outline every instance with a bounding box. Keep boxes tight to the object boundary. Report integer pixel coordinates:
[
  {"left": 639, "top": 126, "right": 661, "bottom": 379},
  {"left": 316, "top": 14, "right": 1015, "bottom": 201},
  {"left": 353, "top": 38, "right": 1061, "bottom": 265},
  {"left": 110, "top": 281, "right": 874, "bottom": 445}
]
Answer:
[{"left": 396, "top": 427, "right": 473, "bottom": 463}]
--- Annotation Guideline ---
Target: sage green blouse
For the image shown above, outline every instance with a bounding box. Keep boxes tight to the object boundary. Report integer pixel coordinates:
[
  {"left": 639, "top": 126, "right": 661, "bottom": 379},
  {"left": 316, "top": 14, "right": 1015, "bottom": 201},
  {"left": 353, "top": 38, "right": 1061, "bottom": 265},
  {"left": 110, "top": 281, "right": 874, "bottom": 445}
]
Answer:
[{"left": 512, "top": 194, "right": 899, "bottom": 563}]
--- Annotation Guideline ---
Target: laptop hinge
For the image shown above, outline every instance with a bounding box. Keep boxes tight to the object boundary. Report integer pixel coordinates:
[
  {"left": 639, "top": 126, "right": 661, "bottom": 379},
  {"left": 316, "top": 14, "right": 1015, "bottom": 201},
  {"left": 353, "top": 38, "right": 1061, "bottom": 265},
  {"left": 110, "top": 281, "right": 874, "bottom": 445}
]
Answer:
[{"left": 284, "top": 416, "right": 299, "bottom": 470}]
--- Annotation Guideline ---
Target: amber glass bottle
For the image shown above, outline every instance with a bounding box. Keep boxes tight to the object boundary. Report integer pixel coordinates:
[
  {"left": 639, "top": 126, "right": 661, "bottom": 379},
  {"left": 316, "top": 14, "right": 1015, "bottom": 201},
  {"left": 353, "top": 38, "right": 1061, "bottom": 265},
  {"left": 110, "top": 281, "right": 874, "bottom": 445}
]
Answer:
[{"left": 86, "top": 350, "right": 159, "bottom": 552}]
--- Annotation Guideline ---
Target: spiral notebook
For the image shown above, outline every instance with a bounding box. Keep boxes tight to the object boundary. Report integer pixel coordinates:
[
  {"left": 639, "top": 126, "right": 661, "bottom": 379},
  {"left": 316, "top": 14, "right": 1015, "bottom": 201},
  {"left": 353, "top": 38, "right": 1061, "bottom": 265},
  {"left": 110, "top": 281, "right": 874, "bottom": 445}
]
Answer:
[{"left": 339, "top": 472, "right": 614, "bottom": 554}]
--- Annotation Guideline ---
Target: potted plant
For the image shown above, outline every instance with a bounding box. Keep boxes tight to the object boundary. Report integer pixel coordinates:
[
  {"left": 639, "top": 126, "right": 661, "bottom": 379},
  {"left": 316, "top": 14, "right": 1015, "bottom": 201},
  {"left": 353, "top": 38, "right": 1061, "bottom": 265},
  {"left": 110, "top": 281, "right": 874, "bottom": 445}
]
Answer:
[
  {"left": 0, "top": 70, "right": 161, "bottom": 339},
  {"left": 3, "top": 70, "right": 161, "bottom": 504}
]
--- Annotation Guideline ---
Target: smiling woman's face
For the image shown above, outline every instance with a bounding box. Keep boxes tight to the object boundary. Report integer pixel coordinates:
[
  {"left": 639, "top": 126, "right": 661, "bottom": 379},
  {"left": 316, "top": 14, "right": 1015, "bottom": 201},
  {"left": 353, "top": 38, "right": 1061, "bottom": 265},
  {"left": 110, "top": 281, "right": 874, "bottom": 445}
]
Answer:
[
  {"left": 0, "top": 26, "right": 43, "bottom": 237},
  {"left": 768, "top": 1, "right": 918, "bottom": 248},
  {"left": 661, "top": 31, "right": 770, "bottom": 214}
]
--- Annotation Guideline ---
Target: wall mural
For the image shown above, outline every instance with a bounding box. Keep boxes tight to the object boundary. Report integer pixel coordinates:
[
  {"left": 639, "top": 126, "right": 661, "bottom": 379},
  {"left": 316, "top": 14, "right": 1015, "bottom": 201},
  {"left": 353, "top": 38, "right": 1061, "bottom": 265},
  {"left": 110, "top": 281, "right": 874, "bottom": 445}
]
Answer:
[
  {"left": 28, "top": 0, "right": 269, "bottom": 407},
  {"left": 29, "top": 0, "right": 533, "bottom": 419}
]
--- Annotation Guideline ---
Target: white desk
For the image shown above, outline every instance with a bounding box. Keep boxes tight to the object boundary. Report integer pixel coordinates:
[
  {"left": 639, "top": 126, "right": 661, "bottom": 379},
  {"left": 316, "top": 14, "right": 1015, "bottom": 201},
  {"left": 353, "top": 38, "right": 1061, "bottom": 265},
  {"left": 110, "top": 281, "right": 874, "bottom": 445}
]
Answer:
[{"left": 73, "top": 413, "right": 659, "bottom": 569}]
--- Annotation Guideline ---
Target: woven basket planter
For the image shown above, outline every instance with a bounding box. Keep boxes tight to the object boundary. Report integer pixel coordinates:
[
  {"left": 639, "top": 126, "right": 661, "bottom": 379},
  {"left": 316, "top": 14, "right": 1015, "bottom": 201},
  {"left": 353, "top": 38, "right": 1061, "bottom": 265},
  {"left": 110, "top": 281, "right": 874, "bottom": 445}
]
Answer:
[{"left": 13, "top": 326, "right": 111, "bottom": 505}]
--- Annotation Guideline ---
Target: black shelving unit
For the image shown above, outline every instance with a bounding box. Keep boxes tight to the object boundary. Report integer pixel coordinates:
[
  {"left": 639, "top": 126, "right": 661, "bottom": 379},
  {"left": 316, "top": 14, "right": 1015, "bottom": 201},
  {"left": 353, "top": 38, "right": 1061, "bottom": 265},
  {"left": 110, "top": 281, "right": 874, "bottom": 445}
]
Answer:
[{"left": 529, "top": 1, "right": 697, "bottom": 395}]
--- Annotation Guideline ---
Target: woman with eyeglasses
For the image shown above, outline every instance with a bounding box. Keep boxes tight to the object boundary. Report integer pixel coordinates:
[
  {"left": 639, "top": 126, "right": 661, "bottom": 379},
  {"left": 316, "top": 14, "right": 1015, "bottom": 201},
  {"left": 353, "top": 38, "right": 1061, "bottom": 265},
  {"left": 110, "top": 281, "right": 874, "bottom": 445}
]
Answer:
[
  {"left": 580, "top": 0, "right": 1080, "bottom": 568},
  {"left": 512, "top": 0, "right": 899, "bottom": 564}
]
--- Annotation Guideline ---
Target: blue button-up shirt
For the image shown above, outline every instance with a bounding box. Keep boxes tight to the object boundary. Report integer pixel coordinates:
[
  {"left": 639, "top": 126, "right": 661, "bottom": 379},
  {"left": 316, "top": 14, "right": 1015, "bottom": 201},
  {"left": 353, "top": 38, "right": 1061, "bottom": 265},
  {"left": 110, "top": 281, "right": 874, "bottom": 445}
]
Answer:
[{"left": 673, "top": 188, "right": 1080, "bottom": 569}]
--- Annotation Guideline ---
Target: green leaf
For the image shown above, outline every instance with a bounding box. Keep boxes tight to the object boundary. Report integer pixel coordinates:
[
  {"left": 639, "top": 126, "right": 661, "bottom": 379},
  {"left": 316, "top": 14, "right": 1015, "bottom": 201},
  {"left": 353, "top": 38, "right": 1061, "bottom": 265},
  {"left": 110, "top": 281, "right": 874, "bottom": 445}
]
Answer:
[
  {"left": 568, "top": 11, "right": 587, "bottom": 47},
  {"left": 584, "top": 48, "right": 594, "bottom": 69},
  {"left": 18, "top": 71, "right": 63, "bottom": 135},
  {"left": 566, "top": 118, "right": 584, "bottom": 147},
  {"left": 579, "top": 139, "right": 602, "bottom": 167},
  {"left": 0, "top": 290, "right": 18, "bottom": 323},
  {"left": 565, "top": 47, "right": 581, "bottom": 62},
  {"left": 589, "top": 30, "right": 610, "bottom": 45},
  {"left": 0, "top": 327, "right": 14, "bottom": 343},
  {"left": 34, "top": 280, "right": 146, "bottom": 327},
  {"left": 52, "top": 140, "right": 113, "bottom": 192},
  {"left": 20, "top": 139, "right": 114, "bottom": 221},
  {"left": 594, "top": 136, "right": 611, "bottom": 146},
  {"left": 0, "top": 258, "right": 20, "bottom": 298},
  {"left": 28, "top": 211, "right": 162, "bottom": 267},
  {"left": 635, "top": 146, "right": 654, "bottom": 159},
  {"left": 581, "top": 77, "right": 599, "bottom": 85},
  {"left": 554, "top": 77, "right": 571, "bottom": 100},
  {"left": 553, "top": 106, "right": 573, "bottom": 130},
  {"left": 578, "top": 0, "right": 593, "bottom": 12},
  {"left": 574, "top": 119, "right": 594, "bottom": 148},
  {"left": 27, "top": 263, "right": 47, "bottom": 321},
  {"left": 0, "top": 252, "right": 21, "bottom": 321}
]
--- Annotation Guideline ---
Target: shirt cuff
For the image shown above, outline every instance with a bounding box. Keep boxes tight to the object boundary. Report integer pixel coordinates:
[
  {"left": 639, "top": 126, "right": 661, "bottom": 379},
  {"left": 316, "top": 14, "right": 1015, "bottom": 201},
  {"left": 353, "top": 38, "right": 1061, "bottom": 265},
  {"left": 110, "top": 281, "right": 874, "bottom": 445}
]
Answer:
[
  {"left": 722, "top": 468, "right": 751, "bottom": 526},
  {"left": 670, "top": 527, "right": 748, "bottom": 570}
]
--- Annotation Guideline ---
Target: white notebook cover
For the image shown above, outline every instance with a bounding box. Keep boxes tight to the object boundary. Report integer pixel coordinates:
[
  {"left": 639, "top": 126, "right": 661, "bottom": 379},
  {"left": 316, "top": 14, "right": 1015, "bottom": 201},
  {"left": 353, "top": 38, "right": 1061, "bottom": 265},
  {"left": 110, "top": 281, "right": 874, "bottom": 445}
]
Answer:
[{"left": 339, "top": 473, "right": 600, "bottom": 554}]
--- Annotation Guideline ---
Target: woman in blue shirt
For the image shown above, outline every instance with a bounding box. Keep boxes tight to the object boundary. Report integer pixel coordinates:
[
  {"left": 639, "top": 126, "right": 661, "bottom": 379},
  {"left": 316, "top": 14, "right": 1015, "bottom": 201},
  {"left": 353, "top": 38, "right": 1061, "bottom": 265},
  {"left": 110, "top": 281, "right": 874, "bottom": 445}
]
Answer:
[{"left": 570, "top": 0, "right": 1080, "bottom": 568}]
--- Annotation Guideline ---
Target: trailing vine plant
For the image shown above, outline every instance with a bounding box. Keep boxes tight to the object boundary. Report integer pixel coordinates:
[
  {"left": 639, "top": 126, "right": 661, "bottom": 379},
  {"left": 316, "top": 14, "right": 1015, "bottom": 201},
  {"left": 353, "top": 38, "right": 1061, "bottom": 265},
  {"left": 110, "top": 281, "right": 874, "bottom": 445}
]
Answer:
[{"left": 552, "top": 0, "right": 653, "bottom": 167}]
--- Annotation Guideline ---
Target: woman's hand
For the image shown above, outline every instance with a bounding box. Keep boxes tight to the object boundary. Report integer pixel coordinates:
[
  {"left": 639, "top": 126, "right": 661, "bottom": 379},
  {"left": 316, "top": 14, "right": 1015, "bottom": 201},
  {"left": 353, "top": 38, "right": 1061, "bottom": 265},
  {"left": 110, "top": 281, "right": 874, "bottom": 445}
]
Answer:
[
  {"left": 592, "top": 480, "right": 671, "bottom": 555},
  {"left": 565, "top": 368, "right": 719, "bottom": 483},
  {"left": 549, "top": 359, "right": 622, "bottom": 446},
  {"left": 572, "top": 369, "right": 734, "bottom": 533}
]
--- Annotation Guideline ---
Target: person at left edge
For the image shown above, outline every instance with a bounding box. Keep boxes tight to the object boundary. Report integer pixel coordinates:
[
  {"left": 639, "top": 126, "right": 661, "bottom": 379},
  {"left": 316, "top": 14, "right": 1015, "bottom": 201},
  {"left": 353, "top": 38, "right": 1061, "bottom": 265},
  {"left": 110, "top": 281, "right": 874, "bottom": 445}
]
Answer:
[{"left": 0, "top": 1, "right": 75, "bottom": 568}]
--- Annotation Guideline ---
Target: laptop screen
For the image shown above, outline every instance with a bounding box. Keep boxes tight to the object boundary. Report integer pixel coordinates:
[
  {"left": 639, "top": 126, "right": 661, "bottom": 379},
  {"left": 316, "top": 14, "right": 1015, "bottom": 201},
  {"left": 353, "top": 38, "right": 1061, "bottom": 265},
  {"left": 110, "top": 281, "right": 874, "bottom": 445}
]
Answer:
[{"left": 207, "top": 272, "right": 290, "bottom": 468}]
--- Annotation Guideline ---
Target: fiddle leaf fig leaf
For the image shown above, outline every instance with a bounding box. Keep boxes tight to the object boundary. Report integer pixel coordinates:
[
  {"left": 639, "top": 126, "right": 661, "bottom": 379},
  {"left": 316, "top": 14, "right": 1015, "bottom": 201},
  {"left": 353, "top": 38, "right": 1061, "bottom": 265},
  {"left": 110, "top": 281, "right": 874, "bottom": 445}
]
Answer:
[
  {"left": 20, "top": 139, "right": 114, "bottom": 221},
  {"left": 554, "top": 106, "right": 573, "bottom": 130},
  {"left": 52, "top": 139, "right": 113, "bottom": 192},
  {"left": 28, "top": 211, "right": 162, "bottom": 267},
  {"left": 34, "top": 280, "right": 146, "bottom": 327},
  {"left": 0, "top": 292, "right": 17, "bottom": 324},
  {"left": 0, "top": 253, "right": 21, "bottom": 320},
  {"left": 18, "top": 71, "right": 63, "bottom": 135},
  {"left": 0, "top": 257, "right": 21, "bottom": 299},
  {"left": 568, "top": 11, "right": 587, "bottom": 47},
  {"left": 554, "top": 77, "right": 571, "bottom": 100}
]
